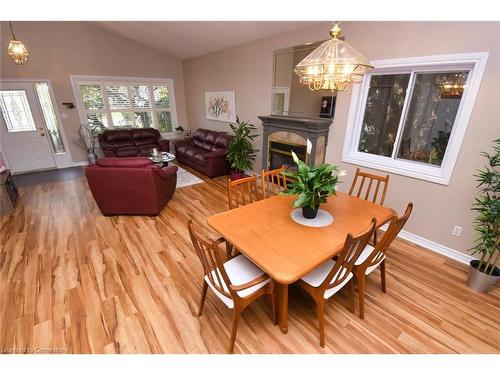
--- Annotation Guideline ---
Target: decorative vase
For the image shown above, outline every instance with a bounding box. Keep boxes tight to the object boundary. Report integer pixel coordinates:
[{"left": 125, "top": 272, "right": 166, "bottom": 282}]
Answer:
[
  {"left": 87, "top": 152, "right": 97, "bottom": 164},
  {"left": 467, "top": 260, "right": 500, "bottom": 293},
  {"left": 302, "top": 205, "right": 319, "bottom": 219}
]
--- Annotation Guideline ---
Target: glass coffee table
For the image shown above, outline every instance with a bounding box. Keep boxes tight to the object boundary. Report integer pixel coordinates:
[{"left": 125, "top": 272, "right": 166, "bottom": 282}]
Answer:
[{"left": 146, "top": 152, "right": 176, "bottom": 167}]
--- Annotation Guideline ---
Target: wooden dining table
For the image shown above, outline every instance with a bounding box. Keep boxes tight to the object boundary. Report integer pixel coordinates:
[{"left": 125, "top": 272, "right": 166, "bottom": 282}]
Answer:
[{"left": 207, "top": 191, "right": 396, "bottom": 334}]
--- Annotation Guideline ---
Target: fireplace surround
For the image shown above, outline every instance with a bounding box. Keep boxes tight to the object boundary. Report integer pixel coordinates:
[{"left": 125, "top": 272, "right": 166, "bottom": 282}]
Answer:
[{"left": 258, "top": 115, "right": 333, "bottom": 169}]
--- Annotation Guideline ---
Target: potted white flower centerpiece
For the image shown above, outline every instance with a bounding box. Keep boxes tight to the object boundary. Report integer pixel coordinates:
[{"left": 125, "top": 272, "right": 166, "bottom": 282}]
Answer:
[{"left": 281, "top": 151, "right": 345, "bottom": 219}]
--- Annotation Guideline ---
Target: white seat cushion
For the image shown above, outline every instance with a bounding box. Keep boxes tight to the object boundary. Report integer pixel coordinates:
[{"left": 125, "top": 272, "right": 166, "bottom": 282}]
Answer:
[
  {"left": 354, "top": 244, "right": 385, "bottom": 275},
  {"left": 205, "top": 254, "right": 270, "bottom": 309},
  {"left": 301, "top": 259, "right": 353, "bottom": 300}
]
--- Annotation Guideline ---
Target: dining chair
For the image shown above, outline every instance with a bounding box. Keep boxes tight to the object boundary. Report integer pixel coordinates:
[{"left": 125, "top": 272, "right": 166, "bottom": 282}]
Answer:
[
  {"left": 348, "top": 168, "right": 390, "bottom": 205},
  {"left": 187, "top": 218, "right": 276, "bottom": 353},
  {"left": 297, "top": 219, "right": 376, "bottom": 347},
  {"left": 352, "top": 203, "right": 413, "bottom": 319},
  {"left": 261, "top": 165, "right": 287, "bottom": 199},
  {"left": 227, "top": 175, "right": 261, "bottom": 209}
]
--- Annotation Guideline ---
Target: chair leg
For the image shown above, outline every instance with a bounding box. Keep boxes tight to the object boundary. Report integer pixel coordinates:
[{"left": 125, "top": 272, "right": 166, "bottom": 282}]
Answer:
[
  {"left": 228, "top": 309, "right": 240, "bottom": 354},
  {"left": 198, "top": 281, "right": 208, "bottom": 317},
  {"left": 358, "top": 274, "right": 366, "bottom": 320},
  {"left": 316, "top": 298, "right": 325, "bottom": 348},
  {"left": 269, "top": 285, "right": 278, "bottom": 326},
  {"left": 380, "top": 260, "right": 386, "bottom": 293},
  {"left": 347, "top": 279, "right": 356, "bottom": 314}
]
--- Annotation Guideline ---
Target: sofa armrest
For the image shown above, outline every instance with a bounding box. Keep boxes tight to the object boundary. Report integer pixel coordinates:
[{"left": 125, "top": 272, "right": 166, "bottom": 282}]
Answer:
[
  {"left": 157, "top": 137, "right": 170, "bottom": 148},
  {"left": 205, "top": 149, "right": 227, "bottom": 160},
  {"left": 152, "top": 165, "right": 178, "bottom": 180},
  {"left": 173, "top": 137, "right": 193, "bottom": 148},
  {"left": 98, "top": 134, "right": 114, "bottom": 150}
]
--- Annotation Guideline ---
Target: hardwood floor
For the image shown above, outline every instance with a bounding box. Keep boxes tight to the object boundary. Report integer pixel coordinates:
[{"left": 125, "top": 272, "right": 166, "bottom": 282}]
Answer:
[{"left": 0, "top": 166, "right": 499, "bottom": 354}]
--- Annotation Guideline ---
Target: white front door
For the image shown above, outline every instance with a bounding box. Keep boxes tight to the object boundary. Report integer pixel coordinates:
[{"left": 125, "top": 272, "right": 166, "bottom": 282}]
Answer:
[{"left": 0, "top": 82, "right": 56, "bottom": 174}]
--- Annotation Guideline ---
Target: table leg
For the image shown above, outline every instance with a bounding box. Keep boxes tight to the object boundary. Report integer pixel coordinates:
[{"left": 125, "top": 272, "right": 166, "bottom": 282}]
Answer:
[{"left": 278, "top": 283, "right": 288, "bottom": 334}]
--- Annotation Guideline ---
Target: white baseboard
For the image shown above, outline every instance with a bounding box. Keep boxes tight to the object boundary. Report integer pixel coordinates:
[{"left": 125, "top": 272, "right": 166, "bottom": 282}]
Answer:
[
  {"left": 380, "top": 224, "right": 475, "bottom": 265},
  {"left": 72, "top": 161, "right": 89, "bottom": 167}
]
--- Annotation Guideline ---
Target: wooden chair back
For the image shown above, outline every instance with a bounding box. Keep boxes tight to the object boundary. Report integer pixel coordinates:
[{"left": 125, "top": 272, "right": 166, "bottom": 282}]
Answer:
[
  {"left": 366, "top": 203, "right": 413, "bottom": 268},
  {"left": 228, "top": 175, "right": 260, "bottom": 209},
  {"left": 187, "top": 218, "right": 232, "bottom": 300},
  {"left": 348, "top": 168, "right": 390, "bottom": 205},
  {"left": 261, "top": 166, "right": 287, "bottom": 199},
  {"left": 321, "top": 218, "right": 376, "bottom": 292}
]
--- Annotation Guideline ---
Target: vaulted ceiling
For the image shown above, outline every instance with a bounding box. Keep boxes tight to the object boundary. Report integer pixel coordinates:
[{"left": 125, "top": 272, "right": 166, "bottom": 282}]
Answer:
[{"left": 94, "top": 21, "right": 322, "bottom": 60}]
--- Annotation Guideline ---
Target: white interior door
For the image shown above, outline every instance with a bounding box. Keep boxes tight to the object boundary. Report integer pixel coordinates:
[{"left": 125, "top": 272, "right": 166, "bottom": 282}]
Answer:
[{"left": 0, "top": 82, "right": 56, "bottom": 174}]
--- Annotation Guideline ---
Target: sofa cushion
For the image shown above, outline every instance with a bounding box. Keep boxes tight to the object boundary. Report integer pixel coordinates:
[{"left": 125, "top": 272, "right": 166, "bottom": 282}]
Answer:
[
  {"left": 102, "top": 130, "right": 134, "bottom": 147},
  {"left": 132, "top": 128, "right": 160, "bottom": 146},
  {"left": 215, "top": 133, "right": 231, "bottom": 149},
  {"left": 193, "top": 128, "right": 209, "bottom": 142},
  {"left": 137, "top": 144, "right": 159, "bottom": 152},
  {"left": 116, "top": 147, "right": 140, "bottom": 157},
  {"left": 185, "top": 147, "right": 208, "bottom": 160},
  {"left": 97, "top": 157, "right": 153, "bottom": 168}
]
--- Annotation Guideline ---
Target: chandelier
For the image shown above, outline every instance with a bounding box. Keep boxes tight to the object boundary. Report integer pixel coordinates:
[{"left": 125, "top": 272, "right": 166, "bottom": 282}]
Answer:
[
  {"left": 294, "top": 22, "right": 373, "bottom": 91},
  {"left": 7, "top": 22, "right": 29, "bottom": 65}
]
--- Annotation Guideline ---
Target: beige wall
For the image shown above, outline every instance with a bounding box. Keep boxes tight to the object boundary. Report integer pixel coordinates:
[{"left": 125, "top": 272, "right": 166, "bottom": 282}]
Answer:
[
  {"left": 183, "top": 21, "right": 500, "bottom": 255},
  {"left": 0, "top": 21, "right": 188, "bottom": 162}
]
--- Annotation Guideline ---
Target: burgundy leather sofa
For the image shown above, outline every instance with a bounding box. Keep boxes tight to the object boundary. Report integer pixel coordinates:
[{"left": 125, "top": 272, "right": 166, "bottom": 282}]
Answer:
[
  {"left": 85, "top": 157, "right": 177, "bottom": 216},
  {"left": 98, "top": 128, "right": 169, "bottom": 157},
  {"left": 173, "top": 129, "right": 232, "bottom": 178}
]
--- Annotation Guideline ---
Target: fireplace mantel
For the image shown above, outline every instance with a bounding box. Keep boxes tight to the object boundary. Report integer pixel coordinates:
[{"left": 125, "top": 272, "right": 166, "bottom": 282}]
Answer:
[{"left": 258, "top": 115, "right": 333, "bottom": 169}]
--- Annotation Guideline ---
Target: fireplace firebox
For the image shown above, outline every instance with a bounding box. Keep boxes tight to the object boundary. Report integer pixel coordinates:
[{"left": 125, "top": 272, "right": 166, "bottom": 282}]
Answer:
[
  {"left": 259, "top": 115, "right": 333, "bottom": 169},
  {"left": 269, "top": 140, "right": 306, "bottom": 171}
]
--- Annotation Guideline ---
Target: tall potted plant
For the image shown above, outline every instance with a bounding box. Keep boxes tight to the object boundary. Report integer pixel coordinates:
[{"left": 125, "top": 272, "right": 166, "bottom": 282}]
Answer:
[
  {"left": 226, "top": 116, "right": 258, "bottom": 180},
  {"left": 468, "top": 138, "right": 500, "bottom": 293},
  {"left": 281, "top": 151, "right": 344, "bottom": 219}
]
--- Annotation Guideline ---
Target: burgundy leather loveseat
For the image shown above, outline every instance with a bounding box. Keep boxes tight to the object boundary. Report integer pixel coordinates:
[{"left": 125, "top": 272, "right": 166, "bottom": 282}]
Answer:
[
  {"left": 98, "top": 128, "right": 169, "bottom": 157},
  {"left": 85, "top": 157, "right": 177, "bottom": 216},
  {"left": 173, "top": 129, "right": 232, "bottom": 178}
]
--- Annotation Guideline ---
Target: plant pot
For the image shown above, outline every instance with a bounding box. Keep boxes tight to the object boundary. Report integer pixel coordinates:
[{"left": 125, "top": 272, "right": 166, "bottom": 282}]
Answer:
[
  {"left": 87, "top": 153, "right": 97, "bottom": 164},
  {"left": 302, "top": 205, "right": 319, "bottom": 219},
  {"left": 229, "top": 171, "right": 246, "bottom": 180},
  {"left": 467, "top": 260, "right": 500, "bottom": 293}
]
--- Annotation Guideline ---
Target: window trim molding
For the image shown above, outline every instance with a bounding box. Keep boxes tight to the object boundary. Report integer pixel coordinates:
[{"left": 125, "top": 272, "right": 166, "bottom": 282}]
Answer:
[
  {"left": 341, "top": 52, "right": 489, "bottom": 185},
  {"left": 70, "top": 75, "right": 178, "bottom": 133}
]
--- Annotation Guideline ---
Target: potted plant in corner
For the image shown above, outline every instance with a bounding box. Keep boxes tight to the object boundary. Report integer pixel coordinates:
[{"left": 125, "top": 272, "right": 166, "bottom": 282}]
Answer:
[
  {"left": 281, "top": 151, "right": 344, "bottom": 219},
  {"left": 226, "top": 116, "right": 258, "bottom": 180},
  {"left": 468, "top": 138, "right": 500, "bottom": 293}
]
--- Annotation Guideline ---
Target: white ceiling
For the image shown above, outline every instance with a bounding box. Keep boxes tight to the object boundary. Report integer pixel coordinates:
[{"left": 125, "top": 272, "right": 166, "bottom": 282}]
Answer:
[{"left": 94, "top": 21, "right": 322, "bottom": 60}]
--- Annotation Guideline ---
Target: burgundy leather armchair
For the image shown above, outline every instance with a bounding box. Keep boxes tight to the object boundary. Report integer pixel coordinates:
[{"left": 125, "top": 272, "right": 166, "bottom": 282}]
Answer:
[
  {"left": 98, "top": 128, "right": 170, "bottom": 157},
  {"left": 173, "top": 128, "right": 232, "bottom": 178},
  {"left": 85, "top": 157, "right": 177, "bottom": 216}
]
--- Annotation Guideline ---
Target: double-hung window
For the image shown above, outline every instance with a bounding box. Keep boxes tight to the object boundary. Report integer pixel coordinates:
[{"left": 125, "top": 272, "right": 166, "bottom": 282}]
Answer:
[
  {"left": 71, "top": 76, "right": 177, "bottom": 134},
  {"left": 342, "top": 53, "right": 488, "bottom": 185}
]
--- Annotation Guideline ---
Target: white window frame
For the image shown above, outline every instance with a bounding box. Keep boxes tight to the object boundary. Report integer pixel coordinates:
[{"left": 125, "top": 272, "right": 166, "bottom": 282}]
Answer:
[
  {"left": 342, "top": 52, "right": 489, "bottom": 185},
  {"left": 70, "top": 75, "right": 178, "bottom": 134}
]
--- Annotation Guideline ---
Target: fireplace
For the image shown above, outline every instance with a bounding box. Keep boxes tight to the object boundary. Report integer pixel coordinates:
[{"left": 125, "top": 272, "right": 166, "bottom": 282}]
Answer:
[
  {"left": 258, "top": 115, "right": 333, "bottom": 169},
  {"left": 269, "top": 140, "right": 306, "bottom": 171}
]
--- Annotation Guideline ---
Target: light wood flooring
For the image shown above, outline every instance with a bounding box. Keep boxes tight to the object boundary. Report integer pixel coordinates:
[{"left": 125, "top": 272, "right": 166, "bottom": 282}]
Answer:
[{"left": 0, "top": 166, "right": 499, "bottom": 354}]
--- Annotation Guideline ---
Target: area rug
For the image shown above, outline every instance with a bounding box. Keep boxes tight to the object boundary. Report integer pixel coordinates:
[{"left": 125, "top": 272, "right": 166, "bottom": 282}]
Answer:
[{"left": 176, "top": 166, "right": 204, "bottom": 188}]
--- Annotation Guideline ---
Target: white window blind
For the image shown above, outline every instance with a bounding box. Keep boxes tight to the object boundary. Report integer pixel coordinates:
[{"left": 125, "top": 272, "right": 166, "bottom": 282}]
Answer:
[{"left": 72, "top": 76, "right": 177, "bottom": 134}]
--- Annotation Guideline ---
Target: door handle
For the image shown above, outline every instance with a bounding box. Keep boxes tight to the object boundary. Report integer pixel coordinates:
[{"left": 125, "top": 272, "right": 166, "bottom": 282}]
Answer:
[{"left": 40, "top": 133, "right": 45, "bottom": 136}]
